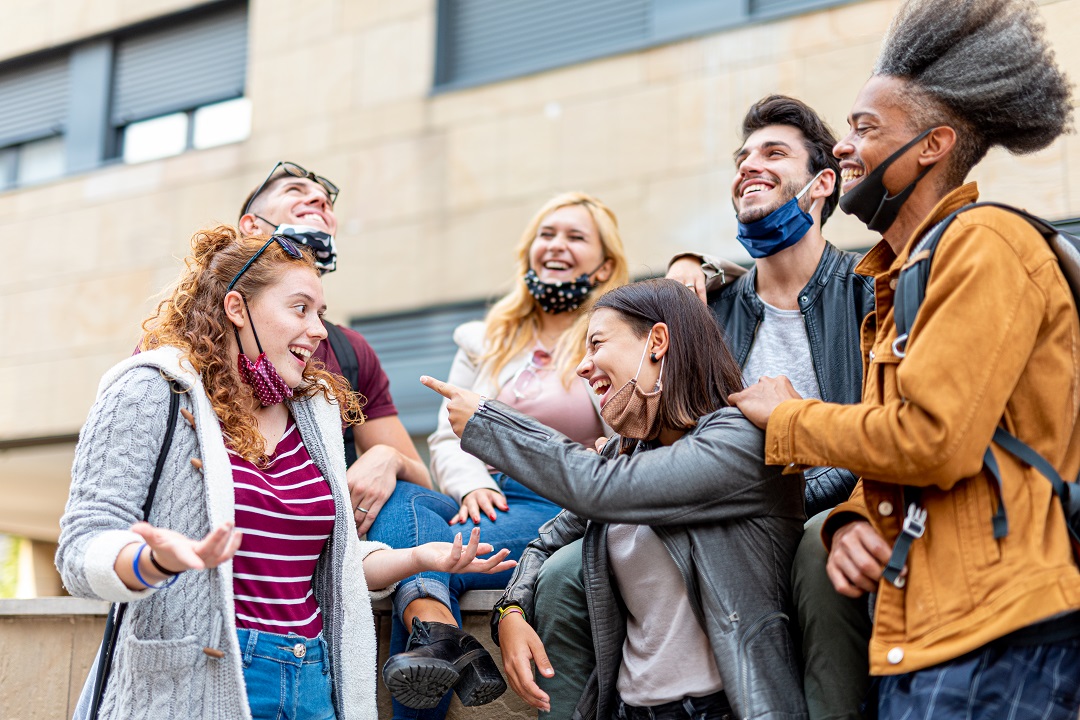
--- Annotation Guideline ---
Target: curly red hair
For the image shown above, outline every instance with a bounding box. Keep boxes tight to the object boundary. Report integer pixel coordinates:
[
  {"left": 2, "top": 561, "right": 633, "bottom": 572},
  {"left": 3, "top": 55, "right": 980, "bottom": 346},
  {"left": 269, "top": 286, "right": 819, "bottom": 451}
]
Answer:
[{"left": 141, "top": 225, "right": 364, "bottom": 464}]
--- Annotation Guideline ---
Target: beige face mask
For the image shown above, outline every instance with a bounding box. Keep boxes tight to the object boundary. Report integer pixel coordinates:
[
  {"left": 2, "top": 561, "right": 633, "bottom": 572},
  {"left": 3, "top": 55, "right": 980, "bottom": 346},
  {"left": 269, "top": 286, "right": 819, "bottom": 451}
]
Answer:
[{"left": 600, "top": 340, "right": 665, "bottom": 441}]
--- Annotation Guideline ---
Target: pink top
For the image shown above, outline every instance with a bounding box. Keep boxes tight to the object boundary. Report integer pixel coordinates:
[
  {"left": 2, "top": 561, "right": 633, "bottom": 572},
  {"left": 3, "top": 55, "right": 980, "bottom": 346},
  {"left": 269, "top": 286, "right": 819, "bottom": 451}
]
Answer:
[
  {"left": 495, "top": 347, "right": 604, "bottom": 447},
  {"left": 230, "top": 421, "right": 335, "bottom": 638}
]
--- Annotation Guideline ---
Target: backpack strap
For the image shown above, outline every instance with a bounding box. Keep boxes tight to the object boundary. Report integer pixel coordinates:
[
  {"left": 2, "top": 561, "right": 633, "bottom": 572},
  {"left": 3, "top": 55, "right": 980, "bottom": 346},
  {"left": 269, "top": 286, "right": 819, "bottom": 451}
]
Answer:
[
  {"left": 322, "top": 320, "right": 360, "bottom": 467},
  {"left": 89, "top": 377, "right": 183, "bottom": 719}
]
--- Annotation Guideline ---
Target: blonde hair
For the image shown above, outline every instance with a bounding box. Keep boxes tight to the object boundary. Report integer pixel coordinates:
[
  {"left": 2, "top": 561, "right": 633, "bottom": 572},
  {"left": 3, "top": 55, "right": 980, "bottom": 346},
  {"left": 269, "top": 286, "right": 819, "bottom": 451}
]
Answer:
[
  {"left": 480, "top": 192, "right": 630, "bottom": 387},
  {"left": 141, "top": 226, "right": 364, "bottom": 464}
]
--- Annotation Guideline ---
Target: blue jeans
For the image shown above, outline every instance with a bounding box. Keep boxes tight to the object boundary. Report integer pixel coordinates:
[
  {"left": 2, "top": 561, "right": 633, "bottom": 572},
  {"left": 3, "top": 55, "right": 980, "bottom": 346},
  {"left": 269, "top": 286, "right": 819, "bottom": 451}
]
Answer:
[
  {"left": 878, "top": 637, "right": 1080, "bottom": 719},
  {"left": 238, "top": 628, "right": 336, "bottom": 720},
  {"left": 367, "top": 474, "right": 562, "bottom": 720}
]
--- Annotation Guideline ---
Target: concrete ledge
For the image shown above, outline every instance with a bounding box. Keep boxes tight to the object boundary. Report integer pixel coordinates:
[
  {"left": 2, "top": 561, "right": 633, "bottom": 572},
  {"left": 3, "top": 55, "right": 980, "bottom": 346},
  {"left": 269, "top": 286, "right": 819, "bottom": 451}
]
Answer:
[
  {"left": 0, "top": 597, "right": 110, "bottom": 615},
  {"left": 0, "top": 592, "right": 533, "bottom": 720}
]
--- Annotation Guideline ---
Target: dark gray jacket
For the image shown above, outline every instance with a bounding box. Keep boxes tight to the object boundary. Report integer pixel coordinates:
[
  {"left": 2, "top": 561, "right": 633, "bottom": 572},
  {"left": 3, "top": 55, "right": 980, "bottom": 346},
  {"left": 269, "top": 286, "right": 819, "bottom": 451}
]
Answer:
[
  {"left": 466, "top": 402, "right": 807, "bottom": 720},
  {"left": 710, "top": 242, "right": 874, "bottom": 517}
]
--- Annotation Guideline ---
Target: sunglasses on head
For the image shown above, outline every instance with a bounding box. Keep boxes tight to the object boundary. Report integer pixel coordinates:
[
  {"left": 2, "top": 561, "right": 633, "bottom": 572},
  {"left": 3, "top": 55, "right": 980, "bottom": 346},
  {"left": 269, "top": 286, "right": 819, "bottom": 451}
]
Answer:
[
  {"left": 227, "top": 235, "right": 304, "bottom": 293},
  {"left": 243, "top": 161, "right": 340, "bottom": 216}
]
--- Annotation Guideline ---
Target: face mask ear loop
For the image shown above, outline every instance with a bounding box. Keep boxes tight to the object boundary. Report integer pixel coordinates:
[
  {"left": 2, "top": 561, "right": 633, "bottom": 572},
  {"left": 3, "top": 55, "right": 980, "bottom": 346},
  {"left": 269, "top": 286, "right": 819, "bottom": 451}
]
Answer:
[
  {"left": 796, "top": 169, "right": 826, "bottom": 201},
  {"left": 240, "top": 297, "right": 266, "bottom": 355},
  {"left": 655, "top": 354, "right": 666, "bottom": 392},
  {"left": 254, "top": 214, "right": 278, "bottom": 229},
  {"left": 630, "top": 340, "right": 651, "bottom": 385}
]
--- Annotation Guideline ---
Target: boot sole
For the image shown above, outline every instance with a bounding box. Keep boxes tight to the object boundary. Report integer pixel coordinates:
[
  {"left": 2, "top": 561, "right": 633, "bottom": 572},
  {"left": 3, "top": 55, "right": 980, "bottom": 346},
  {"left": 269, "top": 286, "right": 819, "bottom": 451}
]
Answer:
[
  {"left": 453, "top": 651, "right": 507, "bottom": 707},
  {"left": 383, "top": 648, "right": 492, "bottom": 709}
]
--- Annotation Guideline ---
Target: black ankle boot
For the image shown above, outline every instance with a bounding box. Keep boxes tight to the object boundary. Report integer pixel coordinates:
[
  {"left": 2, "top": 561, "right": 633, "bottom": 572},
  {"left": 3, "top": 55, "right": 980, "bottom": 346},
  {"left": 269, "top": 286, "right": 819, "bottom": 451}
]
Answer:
[{"left": 382, "top": 619, "right": 507, "bottom": 709}]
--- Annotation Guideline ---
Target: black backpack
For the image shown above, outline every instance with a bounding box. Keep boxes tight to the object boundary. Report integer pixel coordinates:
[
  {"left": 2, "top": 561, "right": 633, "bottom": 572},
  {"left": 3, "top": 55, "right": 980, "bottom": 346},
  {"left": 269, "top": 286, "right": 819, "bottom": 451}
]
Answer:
[
  {"left": 883, "top": 202, "right": 1080, "bottom": 585},
  {"left": 323, "top": 320, "right": 361, "bottom": 467}
]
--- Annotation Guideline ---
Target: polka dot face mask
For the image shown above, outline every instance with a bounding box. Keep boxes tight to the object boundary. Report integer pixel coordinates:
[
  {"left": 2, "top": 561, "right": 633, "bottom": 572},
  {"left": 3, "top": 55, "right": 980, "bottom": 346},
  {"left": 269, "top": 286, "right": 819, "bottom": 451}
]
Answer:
[
  {"left": 234, "top": 299, "right": 294, "bottom": 407},
  {"left": 523, "top": 260, "right": 606, "bottom": 314}
]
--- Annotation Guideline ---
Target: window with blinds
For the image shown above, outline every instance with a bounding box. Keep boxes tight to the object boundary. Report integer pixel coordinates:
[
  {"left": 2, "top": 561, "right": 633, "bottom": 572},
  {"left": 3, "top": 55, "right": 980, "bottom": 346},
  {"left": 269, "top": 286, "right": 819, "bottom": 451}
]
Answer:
[
  {"left": 435, "top": 0, "right": 857, "bottom": 91},
  {"left": 0, "top": 0, "right": 248, "bottom": 190},
  {"left": 352, "top": 302, "right": 488, "bottom": 436}
]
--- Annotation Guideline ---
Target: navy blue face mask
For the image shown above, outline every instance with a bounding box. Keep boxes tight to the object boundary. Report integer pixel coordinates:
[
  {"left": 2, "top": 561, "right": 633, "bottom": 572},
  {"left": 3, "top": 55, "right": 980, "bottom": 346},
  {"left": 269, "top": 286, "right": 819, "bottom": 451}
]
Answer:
[{"left": 735, "top": 170, "right": 824, "bottom": 259}]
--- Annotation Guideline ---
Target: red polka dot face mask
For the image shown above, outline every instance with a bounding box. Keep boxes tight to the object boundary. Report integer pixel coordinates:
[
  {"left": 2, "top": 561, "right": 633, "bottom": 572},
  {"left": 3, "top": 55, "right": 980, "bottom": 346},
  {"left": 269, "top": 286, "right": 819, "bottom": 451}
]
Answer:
[{"left": 234, "top": 300, "right": 294, "bottom": 407}]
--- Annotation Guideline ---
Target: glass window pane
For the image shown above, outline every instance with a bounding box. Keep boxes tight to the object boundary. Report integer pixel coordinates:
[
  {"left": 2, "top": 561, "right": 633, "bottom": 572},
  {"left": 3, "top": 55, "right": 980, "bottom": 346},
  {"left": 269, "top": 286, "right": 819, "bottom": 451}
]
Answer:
[
  {"left": 122, "top": 112, "right": 188, "bottom": 164},
  {"left": 0, "top": 146, "right": 16, "bottom": 191},
  {"left": 192, "top": 97, "right": 251, "bottom": 150},
  {"left": 17, "top": 135, "right": 65, "bottom": 186}
]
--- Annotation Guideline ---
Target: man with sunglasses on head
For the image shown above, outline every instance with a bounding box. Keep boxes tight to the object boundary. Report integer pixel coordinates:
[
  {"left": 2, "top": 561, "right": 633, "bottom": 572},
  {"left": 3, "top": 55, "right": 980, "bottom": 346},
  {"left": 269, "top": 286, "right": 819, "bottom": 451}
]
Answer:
[{"left": 238, "top": 162, "right": 433, "bottom": 533}]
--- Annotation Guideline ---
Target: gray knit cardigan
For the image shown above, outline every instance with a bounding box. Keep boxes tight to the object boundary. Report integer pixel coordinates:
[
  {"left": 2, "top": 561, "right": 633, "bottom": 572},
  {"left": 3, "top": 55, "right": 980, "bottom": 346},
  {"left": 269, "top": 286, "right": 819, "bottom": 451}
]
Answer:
[{"left": 56, "top": 347, "right": 393, "bottom": 720}]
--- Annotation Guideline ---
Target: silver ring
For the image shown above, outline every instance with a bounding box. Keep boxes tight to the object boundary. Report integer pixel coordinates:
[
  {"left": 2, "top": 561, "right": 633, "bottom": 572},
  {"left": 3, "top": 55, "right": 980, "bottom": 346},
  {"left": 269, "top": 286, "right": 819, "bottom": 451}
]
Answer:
[
  {"left": 684, "top": 282, "right": 695, "bottom": 289},
  {"left": 355, "top": 505, "right": 369, "bottom": 514}
]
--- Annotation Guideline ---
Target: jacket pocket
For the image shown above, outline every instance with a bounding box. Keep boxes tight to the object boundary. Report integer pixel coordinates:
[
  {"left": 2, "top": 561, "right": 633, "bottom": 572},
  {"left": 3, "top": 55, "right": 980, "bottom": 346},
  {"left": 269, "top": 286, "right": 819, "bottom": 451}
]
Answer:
[
  {"left": 110, "top": 634, "right": 205, "bottom": 718},
  {"left": 866, "top": 346, "right": 903, "bottom": 405},
  {"left": 954, "top": 474, "right": 1002, "bottom": 569}
]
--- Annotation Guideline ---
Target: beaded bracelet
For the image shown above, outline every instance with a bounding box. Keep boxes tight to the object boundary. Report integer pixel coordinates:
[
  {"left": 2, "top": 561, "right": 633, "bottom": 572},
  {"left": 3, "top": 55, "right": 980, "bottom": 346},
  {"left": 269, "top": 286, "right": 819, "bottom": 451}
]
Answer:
[
  {"left": 132, "top": 543, "right": 180, "bottom": 590},
  {"left": 498, "top": 605, "right": 526, "bottom": 622}
]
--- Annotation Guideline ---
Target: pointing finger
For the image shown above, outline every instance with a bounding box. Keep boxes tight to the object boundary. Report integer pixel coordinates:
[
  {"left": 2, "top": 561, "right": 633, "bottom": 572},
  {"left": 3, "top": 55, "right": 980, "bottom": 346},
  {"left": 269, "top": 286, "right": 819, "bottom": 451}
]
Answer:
[{"left": 420, "top": 375, "right": 454, "bottom": 399}]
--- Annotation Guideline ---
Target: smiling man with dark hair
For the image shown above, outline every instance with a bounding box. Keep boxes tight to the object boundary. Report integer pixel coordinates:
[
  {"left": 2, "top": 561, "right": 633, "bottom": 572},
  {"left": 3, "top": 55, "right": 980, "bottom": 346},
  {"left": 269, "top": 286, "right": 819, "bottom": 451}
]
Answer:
[{"left": 733, "top": 1, "right": 1080, "bottom": 717}]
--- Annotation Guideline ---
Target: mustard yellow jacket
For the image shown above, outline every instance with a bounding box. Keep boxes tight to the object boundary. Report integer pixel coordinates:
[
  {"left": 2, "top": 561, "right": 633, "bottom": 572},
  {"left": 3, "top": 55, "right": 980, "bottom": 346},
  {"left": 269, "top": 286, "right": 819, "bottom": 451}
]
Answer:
[{"left": 765, "top": 183, "right": 1080, "bottom": 675}]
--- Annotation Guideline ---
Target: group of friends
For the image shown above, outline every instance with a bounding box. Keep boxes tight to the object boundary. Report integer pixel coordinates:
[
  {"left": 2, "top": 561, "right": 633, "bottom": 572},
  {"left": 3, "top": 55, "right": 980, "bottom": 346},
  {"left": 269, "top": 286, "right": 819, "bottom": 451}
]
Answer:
[{"left": 55, "top": 0, "right": 1080, "bottom": 718}]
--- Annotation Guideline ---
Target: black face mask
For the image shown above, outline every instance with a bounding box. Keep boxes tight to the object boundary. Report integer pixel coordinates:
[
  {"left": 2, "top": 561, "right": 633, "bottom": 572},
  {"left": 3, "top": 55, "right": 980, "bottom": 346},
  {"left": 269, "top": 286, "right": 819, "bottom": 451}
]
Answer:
[
  {"left": 839, "top": 128, "right": 934, "bottom": 233},
  {"left": 255, "top": 216, "right": 337, "bottom": 274},
  {"left": 524, "top": 261, "right": 607, "bottom": 314}
]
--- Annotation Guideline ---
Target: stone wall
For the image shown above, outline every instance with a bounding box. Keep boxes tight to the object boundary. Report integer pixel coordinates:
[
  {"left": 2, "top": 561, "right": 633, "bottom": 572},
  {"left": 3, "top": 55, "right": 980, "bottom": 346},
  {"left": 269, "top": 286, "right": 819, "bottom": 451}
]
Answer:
[{"left": 0, "top": 592, "right": 532, "bottom": 720}]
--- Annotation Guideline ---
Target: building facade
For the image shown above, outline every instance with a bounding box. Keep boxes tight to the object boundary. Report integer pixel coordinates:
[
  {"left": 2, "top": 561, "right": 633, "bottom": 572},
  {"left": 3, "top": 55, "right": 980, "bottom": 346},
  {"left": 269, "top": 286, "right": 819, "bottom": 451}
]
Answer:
[{"left": 1, "top": 0, "right": 1078, "bottom": 591}]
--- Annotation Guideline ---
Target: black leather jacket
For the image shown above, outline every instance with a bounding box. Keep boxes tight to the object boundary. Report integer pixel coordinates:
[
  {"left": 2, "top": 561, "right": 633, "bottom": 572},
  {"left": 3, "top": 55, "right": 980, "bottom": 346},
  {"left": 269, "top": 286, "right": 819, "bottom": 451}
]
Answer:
[
  {"left": 469, "top": 404, "right": 807, "bottom": 720},
  {"left": 709, "top": 242, "right": 874, "bottom": 517}
]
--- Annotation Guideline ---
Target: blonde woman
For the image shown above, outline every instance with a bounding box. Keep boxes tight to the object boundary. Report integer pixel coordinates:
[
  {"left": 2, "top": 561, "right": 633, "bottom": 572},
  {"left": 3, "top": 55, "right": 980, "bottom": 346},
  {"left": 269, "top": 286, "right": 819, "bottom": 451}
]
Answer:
[{"left": 370, "top": 192, "right": 629, "bottom": 717}]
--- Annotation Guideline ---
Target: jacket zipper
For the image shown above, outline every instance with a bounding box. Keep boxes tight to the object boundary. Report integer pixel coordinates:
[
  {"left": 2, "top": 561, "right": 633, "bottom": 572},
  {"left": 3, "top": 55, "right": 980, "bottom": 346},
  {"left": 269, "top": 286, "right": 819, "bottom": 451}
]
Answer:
[
  {"left": 738, "top": 610, "right": 787, "bottom": 717},
  {"left": 478, "top": 400, "right": 552, "bottom": 440}
]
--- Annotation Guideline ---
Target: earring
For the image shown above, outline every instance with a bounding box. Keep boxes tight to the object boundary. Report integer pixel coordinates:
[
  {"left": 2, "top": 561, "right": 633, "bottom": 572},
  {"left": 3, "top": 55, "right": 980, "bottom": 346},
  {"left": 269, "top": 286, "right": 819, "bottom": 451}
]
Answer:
[{"left": 650, "top": 352, "right": 658, "bottom": 363}]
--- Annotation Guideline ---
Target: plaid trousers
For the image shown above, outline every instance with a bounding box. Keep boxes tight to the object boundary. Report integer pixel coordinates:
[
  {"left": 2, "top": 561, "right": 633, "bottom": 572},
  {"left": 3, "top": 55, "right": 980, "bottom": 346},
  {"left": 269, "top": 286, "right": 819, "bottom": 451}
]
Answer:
[{"left": 877, "top": 638, "right": 1080, "bottom": 720}]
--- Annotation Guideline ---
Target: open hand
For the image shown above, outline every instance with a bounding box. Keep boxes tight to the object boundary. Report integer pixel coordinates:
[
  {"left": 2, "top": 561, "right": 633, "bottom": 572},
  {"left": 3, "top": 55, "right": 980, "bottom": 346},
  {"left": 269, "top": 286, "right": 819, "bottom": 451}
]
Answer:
[
  {"left": 413, "top": 526, "right": 517, "bottom": 575},
  {"left": 421, "top": 375, "right": 482, "bottom": 437},
  {"left": 500, "top": 613, "right": 554, "bottom": 711},
  {"left": 131, "top": 520, "right": 242, "bottom": 572}
]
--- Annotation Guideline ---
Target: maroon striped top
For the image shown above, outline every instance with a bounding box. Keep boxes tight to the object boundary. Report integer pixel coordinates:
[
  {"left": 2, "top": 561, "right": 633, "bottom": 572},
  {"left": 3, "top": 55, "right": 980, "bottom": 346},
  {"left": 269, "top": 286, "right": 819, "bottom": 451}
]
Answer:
[{"left": 230, "top": 420, "right": 335, "bottom": 638}]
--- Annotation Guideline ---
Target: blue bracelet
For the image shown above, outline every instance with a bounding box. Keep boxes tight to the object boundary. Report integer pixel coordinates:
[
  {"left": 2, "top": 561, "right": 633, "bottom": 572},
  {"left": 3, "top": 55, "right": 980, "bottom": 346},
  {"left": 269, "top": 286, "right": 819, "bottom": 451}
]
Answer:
[{"left": 132, "top": 543, "right": 180, "bottom": 589}]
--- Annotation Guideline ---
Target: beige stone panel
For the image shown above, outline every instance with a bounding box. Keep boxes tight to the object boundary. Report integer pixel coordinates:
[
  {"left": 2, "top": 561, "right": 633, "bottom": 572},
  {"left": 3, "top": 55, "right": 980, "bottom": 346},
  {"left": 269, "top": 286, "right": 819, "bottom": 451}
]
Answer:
[
  {"left": 0, "top": 446, "right": 74, "bottom": 541},
  {"left": 613, "top": 85, "right": 674, "bottom": 180},
  {"left": 643, "top": 37, "right": 707, "bottom": 84},
  {"left": 429, "top": 200, "right": 539, "bottom": 305},
  {"left": 0, "top": 0, "right": 208, "bottom": 60},
  {"left": 0, "top": 350, "right": 119, "bottom": 438},
  {"left": 973, "top": 142, "right": 1069, "bottom": 220},
  {"left": 430, "top": 52, "right": 644, "bottom": 127},
  {"left": 445, "top": 119, "right": 504, "bottom": 211},
  {"left": 701, "top": 20, "right": 793, "bottom": 74},
  {"left": 797, "top": 41, "right": 882, "bottom": 132},
  {"left": 350, "top": 134, "right": 445, "bottom": 229},
  {"left": 329, "top": 99, "right": 429, "bottom": 150},
  {"left": 339, "top": 0, "right": 432, "bottom": 31},
  {"left": 253, "top": 0, "right": 338, "bottom": 50},
  {"left": 557, "top": 95, "right": 619, "bottom": 189},
  {"left": 501, "top": 111, "right": 559, "bottom": 198},
  {"left": 328, "top": 220, "right": 444, "bottom": 317},
  {"left": 1064, "top": 133, "right": 1080, "bottom": 220},
  {"left": 672, "top": 72, "right": 736, "bottom": 172},
  {"left": 356, "top": 15, "right": 435, "bottom": 108},
  {"left": 623, "top": 171, "right": 713, "bottom": 275},
  {"left": 789, "top": 0, "right": 898, "bottom": 58}
]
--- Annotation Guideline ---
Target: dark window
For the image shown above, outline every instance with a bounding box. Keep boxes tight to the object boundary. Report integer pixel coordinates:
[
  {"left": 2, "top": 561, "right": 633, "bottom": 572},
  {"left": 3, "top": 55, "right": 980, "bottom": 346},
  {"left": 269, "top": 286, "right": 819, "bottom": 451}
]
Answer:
[
  {"left": 352, "top": 302, "right": 488, "bottom": 437},
  {"left": 0, "top": 1, "right": 248, "bottom": 190},
  {"left": 435, "top": 0, "right": 857, "bottom": 91}
]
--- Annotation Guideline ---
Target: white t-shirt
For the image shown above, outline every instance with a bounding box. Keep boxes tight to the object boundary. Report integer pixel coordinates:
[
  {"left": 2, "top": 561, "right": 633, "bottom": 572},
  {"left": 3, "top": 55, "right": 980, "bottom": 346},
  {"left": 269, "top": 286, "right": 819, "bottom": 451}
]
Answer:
[{"left": 742, "top": 299, "right": 822, "bottom": 400}]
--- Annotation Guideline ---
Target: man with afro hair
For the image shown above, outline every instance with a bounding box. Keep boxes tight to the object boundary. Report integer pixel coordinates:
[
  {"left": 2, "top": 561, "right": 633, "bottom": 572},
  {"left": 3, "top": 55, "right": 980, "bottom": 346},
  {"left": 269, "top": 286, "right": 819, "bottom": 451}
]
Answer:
[{"left": 733, "top": 0, "right": 1080, "bottom": 716}]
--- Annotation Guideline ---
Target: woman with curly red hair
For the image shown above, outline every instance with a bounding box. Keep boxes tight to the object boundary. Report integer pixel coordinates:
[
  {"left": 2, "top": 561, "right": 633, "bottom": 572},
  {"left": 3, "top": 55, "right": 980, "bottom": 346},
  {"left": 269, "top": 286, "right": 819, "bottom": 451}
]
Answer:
[{"left": 58, "top": 226, "right": 513, "bottom": 720}]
